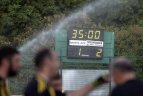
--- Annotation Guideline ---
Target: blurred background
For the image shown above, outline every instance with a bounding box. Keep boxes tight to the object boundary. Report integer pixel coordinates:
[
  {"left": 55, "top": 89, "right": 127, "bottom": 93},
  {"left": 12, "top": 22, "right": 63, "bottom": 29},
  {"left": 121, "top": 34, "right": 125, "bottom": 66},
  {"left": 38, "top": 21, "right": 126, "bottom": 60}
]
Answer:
[{"left": 0, "top": 0, "right": 143, "bottom": 95}]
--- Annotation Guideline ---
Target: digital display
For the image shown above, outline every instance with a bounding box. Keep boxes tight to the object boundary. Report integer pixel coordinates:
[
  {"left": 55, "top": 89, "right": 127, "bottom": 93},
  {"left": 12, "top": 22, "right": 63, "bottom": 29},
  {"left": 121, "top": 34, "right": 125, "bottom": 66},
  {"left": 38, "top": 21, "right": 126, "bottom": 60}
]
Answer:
[
  {"left": 69, "top": 30, "right": 102, "bottom": 40},
  {"left": 67, "top": 28, "right": 103, "bottom": 59},
  {"left": 67, "top": 28, "right": 104, "bottom": 59}
]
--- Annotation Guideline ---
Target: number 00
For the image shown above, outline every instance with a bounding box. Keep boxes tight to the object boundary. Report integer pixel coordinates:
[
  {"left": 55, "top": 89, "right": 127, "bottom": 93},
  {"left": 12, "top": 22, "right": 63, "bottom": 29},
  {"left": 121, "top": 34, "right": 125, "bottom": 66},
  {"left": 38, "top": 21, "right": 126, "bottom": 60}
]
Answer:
[
  {"left": 95, "top": 31, "right": 100, "bottom": 39},
  {"left": 88, "top": 30, "right": 94, "bottom": 39}
]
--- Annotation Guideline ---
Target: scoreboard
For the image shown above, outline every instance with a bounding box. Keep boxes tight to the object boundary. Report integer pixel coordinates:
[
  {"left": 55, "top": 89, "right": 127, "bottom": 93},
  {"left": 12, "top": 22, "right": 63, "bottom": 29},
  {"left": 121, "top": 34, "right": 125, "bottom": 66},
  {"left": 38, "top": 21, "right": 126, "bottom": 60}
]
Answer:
[
  {"left": 55, "top": 28, "right": 114, "bottom": 64},
  {"left": 55, "top": 28, "right": 114, "bottom": 96},
  {"left": 67, "top": 28, "right": 104, "bottom": 59}
]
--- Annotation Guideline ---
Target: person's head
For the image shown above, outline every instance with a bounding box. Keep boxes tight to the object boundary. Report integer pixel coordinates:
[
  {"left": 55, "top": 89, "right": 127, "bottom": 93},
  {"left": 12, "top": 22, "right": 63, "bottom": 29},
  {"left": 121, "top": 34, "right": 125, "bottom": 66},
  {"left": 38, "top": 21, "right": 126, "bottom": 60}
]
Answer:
[
  {"left": 111, "top": 57, "right": 135, "bottom": 85},
  {"left": 34, "top": 49, "right": 60, "bottom": 78},
  {"left": 52, "top": 73, "right": 62, "bottom": 91},
  {"left": 0, "top": 46, "right": 21, "bottom": 79}
]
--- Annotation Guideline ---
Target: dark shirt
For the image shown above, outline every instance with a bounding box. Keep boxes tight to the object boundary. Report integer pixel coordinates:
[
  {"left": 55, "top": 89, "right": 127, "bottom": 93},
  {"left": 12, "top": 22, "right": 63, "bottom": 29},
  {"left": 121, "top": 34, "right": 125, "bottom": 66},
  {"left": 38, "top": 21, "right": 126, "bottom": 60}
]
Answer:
[
  {"left": 111, "top": 79, "right": 143, "bottom": 96},
  {"left": 24, "top": 76, "right": 66, "bottom": 96}
]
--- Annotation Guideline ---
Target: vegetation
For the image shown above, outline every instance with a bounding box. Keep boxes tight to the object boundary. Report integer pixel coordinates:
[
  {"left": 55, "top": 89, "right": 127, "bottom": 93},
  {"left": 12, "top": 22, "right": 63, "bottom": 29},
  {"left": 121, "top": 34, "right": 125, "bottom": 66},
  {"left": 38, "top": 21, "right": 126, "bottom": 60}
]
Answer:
[
  {"left": 0, "top": 0, "right": 143, "bottom": 46},
  {"left": 0, "top": 0, "right": 143, "bottom": 94},
  {"left": 0, "top": 0, "right": 143, "bottom": 45},
  {"left": 0, "top": 0, "right": 85, "bottom": 46}
]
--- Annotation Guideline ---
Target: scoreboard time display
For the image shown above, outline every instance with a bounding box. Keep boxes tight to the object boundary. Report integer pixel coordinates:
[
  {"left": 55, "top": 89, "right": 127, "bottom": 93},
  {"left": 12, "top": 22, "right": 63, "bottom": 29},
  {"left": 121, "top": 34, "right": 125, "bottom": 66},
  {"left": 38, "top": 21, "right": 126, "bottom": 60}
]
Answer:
[{"left": 67, "top": 28, "right": 104, "bottom": 59}]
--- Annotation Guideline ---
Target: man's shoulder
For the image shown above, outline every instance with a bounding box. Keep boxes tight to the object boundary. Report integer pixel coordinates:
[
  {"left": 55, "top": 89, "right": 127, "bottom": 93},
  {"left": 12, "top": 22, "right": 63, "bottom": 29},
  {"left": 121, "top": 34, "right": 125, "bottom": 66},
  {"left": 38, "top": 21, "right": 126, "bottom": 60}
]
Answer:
[
  {"left": 26, "top": 77, "right": 38, "bottom": 88},
  {"left": 123, "top": 79, "right": 143, "bottom": 88},
  {"left": 24, "top": 77, "right": 39, "bottom": 96},
  {"left": 24, "top": 77, "right": 38, "bottom": 93},
  {"left": 111, "top": 79, "right": 143, "bottom": 96},
  {"left": 116, "top": 79, "right": 143, "bottom": 90}
]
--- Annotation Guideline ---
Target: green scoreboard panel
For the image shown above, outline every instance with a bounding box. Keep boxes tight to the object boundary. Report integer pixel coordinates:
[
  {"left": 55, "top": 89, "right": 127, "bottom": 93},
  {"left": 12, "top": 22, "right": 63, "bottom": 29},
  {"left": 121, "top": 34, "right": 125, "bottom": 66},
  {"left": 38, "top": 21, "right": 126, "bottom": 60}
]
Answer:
[
  {"left": 55, "top": 28, "right": 114, "bottom": 64},
  {"left": 67, "top": 28, "right": 104, "bottom": 59}
]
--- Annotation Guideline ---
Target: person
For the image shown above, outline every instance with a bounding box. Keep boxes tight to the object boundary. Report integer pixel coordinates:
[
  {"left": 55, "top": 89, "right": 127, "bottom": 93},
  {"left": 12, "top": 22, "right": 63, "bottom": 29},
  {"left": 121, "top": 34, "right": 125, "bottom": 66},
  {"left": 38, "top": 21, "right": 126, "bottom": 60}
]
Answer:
[
  {"left": 52, "top": 73, "right": 109, "bottom": 96},
  {"left": 51, "top": 73, "right": 62, "bottom": 91},
  {"left": 24, "top": 49, "right": 109, "bottom": 96},
  {"left": 111, "top": 57, "right": 143, "bottom": 96},
  {"left": 0, "top": 46, "right": 21, "bottom": 96},
  {"left": 24, "top": 49, "right": 64, "bottom": 96}
]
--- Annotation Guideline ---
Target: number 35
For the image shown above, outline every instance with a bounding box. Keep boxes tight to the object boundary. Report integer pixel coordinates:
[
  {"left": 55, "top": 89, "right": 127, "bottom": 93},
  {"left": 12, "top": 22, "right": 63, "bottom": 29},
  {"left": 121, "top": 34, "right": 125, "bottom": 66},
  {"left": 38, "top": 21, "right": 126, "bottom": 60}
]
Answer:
[{"left": 96, "top": 49, "right": 102, "bottom": 57}]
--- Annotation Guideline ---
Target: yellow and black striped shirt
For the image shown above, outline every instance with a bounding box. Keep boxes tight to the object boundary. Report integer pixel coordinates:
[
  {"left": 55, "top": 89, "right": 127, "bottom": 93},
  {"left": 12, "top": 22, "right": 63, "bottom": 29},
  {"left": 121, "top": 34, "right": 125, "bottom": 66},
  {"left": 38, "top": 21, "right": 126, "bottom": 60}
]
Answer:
[
  {"left": 0, "top": 79, "right": 10, "bottom": 96},
  {"left": 24, "top": 75, "right": 65, "bottom": 96}
]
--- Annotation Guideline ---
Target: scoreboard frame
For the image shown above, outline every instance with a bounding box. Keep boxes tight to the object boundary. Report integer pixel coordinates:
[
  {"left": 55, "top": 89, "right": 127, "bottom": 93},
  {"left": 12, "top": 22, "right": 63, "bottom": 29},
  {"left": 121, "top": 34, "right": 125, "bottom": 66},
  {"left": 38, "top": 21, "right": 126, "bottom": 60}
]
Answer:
[{"left": 55, "top": 29, "right": 114, "bottom": 64}]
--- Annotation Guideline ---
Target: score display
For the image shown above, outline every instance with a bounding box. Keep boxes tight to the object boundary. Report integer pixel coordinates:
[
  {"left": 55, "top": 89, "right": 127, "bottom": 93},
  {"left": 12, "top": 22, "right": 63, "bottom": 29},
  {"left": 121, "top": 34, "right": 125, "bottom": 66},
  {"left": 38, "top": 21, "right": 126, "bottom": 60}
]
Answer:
[{"left": 67, "top": 28, "right": 104, "bottom": 59}]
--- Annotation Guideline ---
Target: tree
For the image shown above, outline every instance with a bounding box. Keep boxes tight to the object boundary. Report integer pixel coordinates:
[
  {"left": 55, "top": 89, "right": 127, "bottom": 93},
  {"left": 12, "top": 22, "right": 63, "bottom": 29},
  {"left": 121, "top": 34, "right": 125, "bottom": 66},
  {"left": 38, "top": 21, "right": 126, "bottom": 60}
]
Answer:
[{"left": 0, "top": 0, "right": 86, "bottom": 47}]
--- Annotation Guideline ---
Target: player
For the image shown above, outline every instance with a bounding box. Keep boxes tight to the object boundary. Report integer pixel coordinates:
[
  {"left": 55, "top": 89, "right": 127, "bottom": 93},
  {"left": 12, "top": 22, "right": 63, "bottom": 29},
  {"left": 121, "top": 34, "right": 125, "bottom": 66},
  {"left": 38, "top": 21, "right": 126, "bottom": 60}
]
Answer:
[
  {"left": 24, "top": 49, "right": 109, "bottom": 96},
  {"left": 52, "top": 73, "right": 109, "bottom": 96},
  {"left": 111, "top": 57, "right": 143, "bottom": 96},
  {"left": 0, "top": 46, "right": 21, "bottom": 96},
  {"left": 24, "top": 49, "right": 63, "bottom": 96}
]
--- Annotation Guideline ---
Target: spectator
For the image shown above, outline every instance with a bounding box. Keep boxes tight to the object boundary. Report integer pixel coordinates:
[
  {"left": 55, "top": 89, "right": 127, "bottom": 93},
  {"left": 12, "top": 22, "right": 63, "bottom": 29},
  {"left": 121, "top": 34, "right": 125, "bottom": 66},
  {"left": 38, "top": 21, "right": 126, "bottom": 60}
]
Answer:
[
  {"left": 111, "top": 57, "right": 143, "bottom": 96},
  {"left": 24, "top": 49, "right": 109, "bottom": 96},
  {"left": 0, "top": 46, "right": 21, "bottom": 96}
]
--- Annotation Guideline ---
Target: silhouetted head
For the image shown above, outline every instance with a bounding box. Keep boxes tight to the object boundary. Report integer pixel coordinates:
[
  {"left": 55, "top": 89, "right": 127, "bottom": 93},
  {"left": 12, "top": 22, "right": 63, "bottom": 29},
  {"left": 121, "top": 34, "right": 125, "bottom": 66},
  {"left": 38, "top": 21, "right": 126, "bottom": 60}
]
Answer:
[
  {"left": 111, "top": 57, "right": 135, "bottom": 85},
  {"left": 34, "top": 49, "right": 60, "bottom": 78},
  {"left": 0, "top": 46, "right": 21, "bottom": 78}
]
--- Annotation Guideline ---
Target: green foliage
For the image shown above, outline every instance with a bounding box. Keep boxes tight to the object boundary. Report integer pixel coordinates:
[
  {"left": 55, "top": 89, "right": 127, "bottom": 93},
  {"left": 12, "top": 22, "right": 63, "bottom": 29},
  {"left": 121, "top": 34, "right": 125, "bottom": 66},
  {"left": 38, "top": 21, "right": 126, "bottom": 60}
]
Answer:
[
  {"left": 0, "top": 0, "right": 86, "bottom": 47},
  {"left": 0, "top": 0, "right": 143, "bottom": 94},
  {"left": 103, "top": 25, "right": 143, "bottom": 79},
  {"left": 0, "top": 0, "right": 143, "bottom": 47},
  {"left": 110, "top": 25, "right": 143, "bottom": 78},
  {"left": 90, "top": 0, "right": 143, "bottom": 25}
]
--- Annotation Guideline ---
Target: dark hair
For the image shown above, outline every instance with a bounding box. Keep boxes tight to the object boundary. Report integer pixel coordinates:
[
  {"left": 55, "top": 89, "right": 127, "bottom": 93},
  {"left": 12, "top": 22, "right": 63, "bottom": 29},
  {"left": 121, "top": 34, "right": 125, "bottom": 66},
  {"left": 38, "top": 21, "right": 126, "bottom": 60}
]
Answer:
[
  {"left": 112, "top": 57, "right": 134, "bottom": 73},
  {"left": 0, "top": 46, "right": 19, "bottom": 66},
  {"left": 34, "top": 49, "right": 52, "bottom": 68}
]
